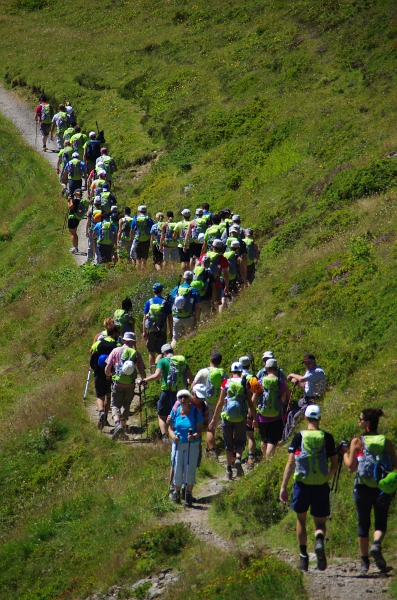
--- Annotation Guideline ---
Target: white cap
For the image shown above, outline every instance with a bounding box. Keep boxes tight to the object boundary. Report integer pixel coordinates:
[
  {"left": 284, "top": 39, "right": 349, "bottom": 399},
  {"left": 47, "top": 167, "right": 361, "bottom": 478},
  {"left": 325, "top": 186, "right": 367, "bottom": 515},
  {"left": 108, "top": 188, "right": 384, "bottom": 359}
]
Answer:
[
  {"left": 305, "top": 405, "right": 321, "bottom": 420},
  {"left": 265, "top": 358, "right": 277, "bottom": 368},
  {"left": 111, "top": 205, "right": 118, "bottom": 212},
  {"left": 181, "top": 208, "right": 191, "bottom": 216},
  {"left": 94, "top": 197, "right": 102, "bottom": 205},
  {"left": 193, "top": 383, "right": 206, "bottom": 399},
  {"left": 138, "top": 205, "right": 147, "bottom": 213},
  {"left": 230, "top": 225, "right": 240, "bottom": 233},
  {"left": 239, "top": 356, "right": 251, "bottom": 367},
  {"left": 66, "top": 106, "right": 73, "bottom": 113},
  {"left": 212, "top": 239, "right": 223, "bottom": 249},
  {"left": 230, "top": 362, "right": 242, "bottom": 373},
  {"left": 232, "top": 214, "right": 241, "bottom": 222},
  {"left": 195, "top": 208, "right": 203, "bottom": 215},
  {"left": 89, "top": 131, "right": 96, "bottom": 138},
  {"left": 262, "top": 350, "right": 274, "bottom": 360},
  {"left": 72, "top": 152, "right": 79, "bottom": 158},
  {"left": 98, "top": 169, "right": 107, "bottom": 176},
  {"left": 230, "top": 240, "right": 240, "bottom": 248}
]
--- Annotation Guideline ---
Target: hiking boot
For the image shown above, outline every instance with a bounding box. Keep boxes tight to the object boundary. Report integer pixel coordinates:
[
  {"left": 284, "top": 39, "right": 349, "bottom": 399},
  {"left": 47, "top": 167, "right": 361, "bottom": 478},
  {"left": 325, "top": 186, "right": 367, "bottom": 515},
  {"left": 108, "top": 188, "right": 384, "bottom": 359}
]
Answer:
[
  {"left": 227, "top": 467, "right": 233, "bottom": 481},
  {"left": 69, "top": 247, "right": 78, "bottom": 254},
  {"left": 172, "top": 490, "right": 181, "bottom": 504},
  {"left": 181, "top": 486, "right": 186, "bottom": 500},
  {"left": 358, "top": 557, "right": 370, "bottom": 574},
  {"left": 296, "top": 554, "right": 309, "bottom": 572},
  {"left": 42, "top": 146, "right": 46, "bottom": 152},
  {"left": 369, "top": 543, "right": 387, "bottom": 571},
  {"left": 206, "top": 449, "right": 218, "bottom": 460},
  {"left": 314, "top": 539, "right": 327, "bottom": 571},
  {"left": 112, "top": 422, "right": 123, "bottom": 441},
  {"left": 162, "top": 433, "right": 169, "bottom": 444},
  {"left": 234, "top": 458, "right": 244, "bottom": 477},
  {"left": 183, "top": 491, "right": 193, "bottom": 508},
  {"left": 168, "top": 487, "right": 175, "bottom": 500},
  {"left": 97, "top": 413, "right": 105, "bottom": 431},
  {"left": 247, "top": 455, "right": 255, "bottom": 469}
]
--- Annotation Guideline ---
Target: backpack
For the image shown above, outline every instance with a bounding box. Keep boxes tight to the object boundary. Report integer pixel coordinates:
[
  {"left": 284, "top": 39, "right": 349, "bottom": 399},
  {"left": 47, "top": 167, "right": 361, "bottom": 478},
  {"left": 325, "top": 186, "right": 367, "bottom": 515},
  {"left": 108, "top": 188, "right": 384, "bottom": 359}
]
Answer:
[
  {"left": 96, "top": 155, "right": 114, "bottom": 176},
  {"left": 205, "top": 367, "right": 226, "bottom": 404},
  {"left": 294, "top": 430, "right": 329, "bottom": 486},
  {"left": 120, "top": 216, "right": 133, "bottom": 240},
  {"left": 205, "top": 225, "right": 222, "bottom": 247},
  {"left": 257, "top": 376, "right": 282, "bottom": 418},
  {"left": 191, "top": 217, "right": 208, "bottom": 241},
  {"left": 72, "top": 133, "right": 84, "bottom": 152},
  {"left": 144, "top": 299, "right": 166, "bottom": 332},
  {"left": 222, "top": 377, "right": 247, "bottom": 422},
  {"left": 85, "top": 140, "right": 101, "bottom": 161},
  {"left": 135, "top": 215, "right": 151, "bottom": 241},
  {"left": 90, "top": 338, "right": 118, "bottom": 374},
  {"left": 66, "top": 109, "right": 77, "bottom": 127},
  {"left": 98, "top": 221, "right": 113, "bottom": 245},
  {"left": 114, "top": 309, "right": 133, "bottom": 335},
  {"left": 152, "top": 222, "right": 163, "bottom": 246},
  {"left": 191, "top": 266, "right": 210, "bottom": 297},
  {"left": 60, "top": 147, "right": 72, "bottom": 167},
  {"left": 172, "top": 285, "right": 194, "bottom": 318},
  {"left": 164, "top": 222, "right": 177, "bottom": 245},
  {"left": 113, "top": 347, "right": 137, "bottom": 385},
  {"left": 357, "top": 435, "right": 393, "bottom": 489},
  {"left": 68, "top": 159, "right": 83, "bottom": 180},
  {"left": 75, "top": 198, "right": 89, "bottom": 220},
  {"left": 223, "top": 250, "right": 237, "bottom": 280},
  {"left": 206, "top": 251, "right": 221, "bottom": 278},
  {"left": 166, "top": 355, "right": 188, "bottom": 390},
  {"left": 177, "top": 221, "right": 189, "bottom": 245},
  {"left": 245, "top": 238, "right": 256, "bottom": 265},
  {"left": 41, "top": 103, "right": 53, "bottom": 124},
  {"left": 56, "top": 111, "right": 68, "bottom": 133}
]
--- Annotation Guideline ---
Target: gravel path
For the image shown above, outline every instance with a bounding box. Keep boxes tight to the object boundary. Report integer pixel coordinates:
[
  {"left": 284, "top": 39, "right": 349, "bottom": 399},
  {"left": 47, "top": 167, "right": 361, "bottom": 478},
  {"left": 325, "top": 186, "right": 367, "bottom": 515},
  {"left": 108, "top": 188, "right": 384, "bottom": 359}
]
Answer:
[{"left": 0, "top": 85, "right": 87, "bottom": 266}]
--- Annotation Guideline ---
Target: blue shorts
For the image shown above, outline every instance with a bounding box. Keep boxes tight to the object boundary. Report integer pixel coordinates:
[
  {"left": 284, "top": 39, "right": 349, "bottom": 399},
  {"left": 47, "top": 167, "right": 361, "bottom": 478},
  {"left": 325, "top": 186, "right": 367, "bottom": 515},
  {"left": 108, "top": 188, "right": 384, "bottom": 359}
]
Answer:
[
  {"left": 290, "top": 481, "right": 330, "bottom": 517},
  {"left": 157, "top": 390, "right": 177, "bottom": 416}
]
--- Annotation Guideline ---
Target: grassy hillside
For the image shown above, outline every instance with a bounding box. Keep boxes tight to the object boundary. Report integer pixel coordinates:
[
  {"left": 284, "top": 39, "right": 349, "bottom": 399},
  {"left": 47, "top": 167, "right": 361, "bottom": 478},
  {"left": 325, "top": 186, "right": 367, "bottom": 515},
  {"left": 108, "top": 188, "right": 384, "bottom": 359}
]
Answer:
[{"left": 1, "top": 0, "right": 397, "bottom": 597}]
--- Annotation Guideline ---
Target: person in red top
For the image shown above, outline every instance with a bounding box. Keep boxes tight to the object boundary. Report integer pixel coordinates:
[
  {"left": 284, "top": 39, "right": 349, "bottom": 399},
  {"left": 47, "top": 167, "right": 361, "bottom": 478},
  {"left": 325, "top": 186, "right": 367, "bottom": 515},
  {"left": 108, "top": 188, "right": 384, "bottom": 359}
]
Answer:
[
  {"left": 201, "top": 239, "right": 229, "bottom": 315},
  {"left": 34, "top": 94, "right": 53, "bottom": 152}
]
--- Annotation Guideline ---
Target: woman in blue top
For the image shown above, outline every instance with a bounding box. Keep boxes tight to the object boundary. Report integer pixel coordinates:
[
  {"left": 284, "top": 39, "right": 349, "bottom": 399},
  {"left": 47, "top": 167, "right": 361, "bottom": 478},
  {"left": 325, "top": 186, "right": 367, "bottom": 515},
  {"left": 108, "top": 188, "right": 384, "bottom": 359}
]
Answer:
[{"left": 169, "top": 389, "right": 203, "bottom": 507}]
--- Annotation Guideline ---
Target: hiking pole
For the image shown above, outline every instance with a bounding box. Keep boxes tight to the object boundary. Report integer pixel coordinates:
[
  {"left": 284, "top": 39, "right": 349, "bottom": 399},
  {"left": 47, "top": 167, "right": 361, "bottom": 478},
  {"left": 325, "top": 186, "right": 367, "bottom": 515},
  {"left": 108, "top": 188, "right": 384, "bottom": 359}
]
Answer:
[
  {"left": 138, "top": 383, "right": 143, "bottom": 432},
  {"left": 83, "top": 369, "right": 91, "bottom": 399},
  {"left": 284, "top": 382, "right": 297, "bottom": 424},
  {"left": 35, "top": 121, "right": 38, "bottom": 149},
  {"left": 187, "top": 428, "right": 193, "bottom": 466}
]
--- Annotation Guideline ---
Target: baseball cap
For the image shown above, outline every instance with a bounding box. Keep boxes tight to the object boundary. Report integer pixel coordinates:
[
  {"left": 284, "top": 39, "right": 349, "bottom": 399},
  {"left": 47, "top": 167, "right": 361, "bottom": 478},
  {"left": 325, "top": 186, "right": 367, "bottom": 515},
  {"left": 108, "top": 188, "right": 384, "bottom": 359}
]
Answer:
[
  {"left": 138, "top": 205, "right": 147, "bottom": 213},
  {"left": 72, "top": 152, "right": 79, "bottom": 158},
  {"left": 262, "top": 350, "right": 274, "bottom": 360},
  {"left": 183, "top": 270, "right": 194, "bottom": 280},
  {"left": 232, "top": 214, "right": 241, "bottom": 222},
  {"left": 89, "top": 131, "right": 96, "bottom": 137},
  {"left": 230, "top": 225, "right": 240, "bottom": 233},
  {"left": 161, "top": 343, "right": 173, "bottom": 354},
  {"left": 302, "top": 353, "right": 316, "bottom": 363},
  {"left": 193, "top": 383, "right": 206, "bottom": 399},
  {"left": 305, "top": 405, "right": 321, "bottom": 420},
  {"left": 98, "top": 169, "right": 107, "bottom": 176},
  {"left": 265, "top": 358, "right": 277, "bottom": 368},
  {"left": 239, "top": 356, "right": 251, "bottom": 367},
  {"left": 111, "top": 205, "right": 118, "bottom": 212},
  {"left": 181, "top": 209, "right": 191, "bottom": 216},
  {"left": 230, "top": 240, "right": 240, "bottom": 248},
  {"left": 153, "top": 282, "right": 164, "bottom": 292},
  {"left": 230, "top": 362, "right": 243, "bottom": 373},
  {"left": 93, "top": 197, "right": 102, "bottom": 205},
  {"left": 195, "top": 208, "right": 203, "bottom": 215},
  {"left": 122, "top": 332, "right": 136, "bottom": 342},
  {"left": 212, "top": 239, "right": 223, "bottom": 249}
]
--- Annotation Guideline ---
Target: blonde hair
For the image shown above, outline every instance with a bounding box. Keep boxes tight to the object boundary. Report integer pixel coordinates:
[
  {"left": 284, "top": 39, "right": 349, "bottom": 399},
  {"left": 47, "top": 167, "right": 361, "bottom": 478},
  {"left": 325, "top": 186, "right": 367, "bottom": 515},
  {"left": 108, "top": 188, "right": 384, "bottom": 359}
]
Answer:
[{"left": 156, "top": 212, "right": 164, "bottom": 220}]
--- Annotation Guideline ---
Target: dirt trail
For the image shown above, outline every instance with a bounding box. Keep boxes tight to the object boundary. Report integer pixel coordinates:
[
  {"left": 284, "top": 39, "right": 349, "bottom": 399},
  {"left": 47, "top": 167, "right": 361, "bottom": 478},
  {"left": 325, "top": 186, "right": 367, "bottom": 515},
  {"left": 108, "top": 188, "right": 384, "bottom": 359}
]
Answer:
[{"left": 0, "top": 85, "right": 87, "bottom": 266}]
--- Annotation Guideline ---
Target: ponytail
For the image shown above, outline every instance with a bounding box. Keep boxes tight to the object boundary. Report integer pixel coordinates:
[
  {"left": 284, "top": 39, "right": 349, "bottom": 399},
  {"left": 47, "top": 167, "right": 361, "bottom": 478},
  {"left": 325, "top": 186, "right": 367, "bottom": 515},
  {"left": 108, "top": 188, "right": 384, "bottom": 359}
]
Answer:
[{"left": 362, "top": 408, "right": 384, "bottom": 432}]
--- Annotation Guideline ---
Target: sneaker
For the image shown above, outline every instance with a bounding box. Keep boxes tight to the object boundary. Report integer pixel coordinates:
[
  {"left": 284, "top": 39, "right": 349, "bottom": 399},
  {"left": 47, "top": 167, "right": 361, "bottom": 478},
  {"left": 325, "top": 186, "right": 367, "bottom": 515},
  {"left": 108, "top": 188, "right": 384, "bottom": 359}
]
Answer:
[
  {"left": 314, "top": 539, "right": 327, "bottom": 571},
  {"left": 183, "top": 491, "right": 193, "bottom": 508},
  {"left": 206, "top": 449, "right": 218, "bottom": 460},
  {"left": 112, "top": 422, "right": 123, "bottom": 441},
  {"left": 172, "top": 490, "right": 181, "bottom": 504},
  {"left": 358, "top": 557, "right": 370, "bottom": 574},
  {"left": 297, "top": 554, "right": 309, "bottom": 572},
  {"left": 42, "top": 146, "right": 46, "bottom": 152},
  {"left": 369, "top": 543, "right": 387, "bottom": 571},
  {"left": 168, "top": 487, "right": 175, "bottom": 500},
  {"left": 227, "top": 467, "right": 233, "bottom": 481},
  {"left": 247, "top": 455, "right": 255, "bottom": 469},
  {"left": 97, "top": 413, "right": 105, "bottom": 431},
  {"left": 162, "top": 433, "right": 169, "bottom": 444},
  {"left": 69, "top": 247, "right": 78, "bottom": 254},
  {"left": 234, "top": 458, "right": 244, "bottom": 477},
  {"left": 181, "top": 486, "right": 186, "bottom": 500}
]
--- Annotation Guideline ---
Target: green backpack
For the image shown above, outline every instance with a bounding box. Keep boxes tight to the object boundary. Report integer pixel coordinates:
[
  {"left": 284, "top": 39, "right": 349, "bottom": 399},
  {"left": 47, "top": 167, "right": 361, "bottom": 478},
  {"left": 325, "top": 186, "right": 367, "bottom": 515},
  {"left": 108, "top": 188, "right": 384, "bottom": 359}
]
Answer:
[
  {"left": 205, "top": 367, "right": 226, "bottom": 404},
  {"left": 172, "top": 286, "right": 194, "bottom": 318},
  {"left": 98, "top": 221, "right": 113, "bottom": 245},
  {"left": 221, "top": 377, "right": 246, "bottom": 422},
  {"left": 113, "top": 347, "right": 137, "bottom": 385},
  {"left": 256, "top": 376, "right": 282, "bottom": 418},
  {"left": 135, "top": 215, "right": 151, "bottom": 242},
  {"left": 166, "top": 355, "right": 188, "bottom": 391},
  {"left": 245, "top": 238, "right": 256, "bottom": 265},
  {"left": 294, "top": 430, "right": 329, "bottom": 486},
  {"left": 145, "top": 299, "right": 166, "bottom": 332},
  {"left": 223, "top": 250, "right": 237, "bottom": 280},
  {"left": 191, "top": 266, "right": 210, "bottom": 297}
]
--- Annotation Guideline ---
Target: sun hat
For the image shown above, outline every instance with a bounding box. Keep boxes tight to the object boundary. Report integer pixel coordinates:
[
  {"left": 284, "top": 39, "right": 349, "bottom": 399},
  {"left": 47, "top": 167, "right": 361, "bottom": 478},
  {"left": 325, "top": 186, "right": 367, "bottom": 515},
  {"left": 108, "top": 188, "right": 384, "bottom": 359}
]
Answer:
[
  {"left": 262, "top": 350, "right": 274, "bottom": 360},
  {"left": 161, "top": 343, "right": 173, "bottom": 354},
  {"left": 265, "top": 358, "right": 278, "bottom": 368},
  {"left": 122, "top": 332, "right": 136, "bottom": 342},
  {"left": 304, "top": 405, "right": 321, "bottom": 420},
  {"left": 193, "top": 384, "right": 206, "bottom": 399}
]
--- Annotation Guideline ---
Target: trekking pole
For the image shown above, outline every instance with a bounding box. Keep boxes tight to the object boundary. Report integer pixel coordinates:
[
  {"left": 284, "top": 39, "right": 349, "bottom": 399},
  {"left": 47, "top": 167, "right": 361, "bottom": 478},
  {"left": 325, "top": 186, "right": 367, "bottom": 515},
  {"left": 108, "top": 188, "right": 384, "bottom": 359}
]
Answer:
[
  {"left": 35, "top": 121, "right": 38, "bottom": 149},
  {"left": 138, "top": 383, "right": 143, "bottom": 432},
  {"left": 284, "top": 382, "right": 296, "bottom": 424},
  {"left": 187, "top": 428, "right": 193, "bottom": 466},
  {"left": 83, "top": 369, "right": 91, "bottom": 399}
]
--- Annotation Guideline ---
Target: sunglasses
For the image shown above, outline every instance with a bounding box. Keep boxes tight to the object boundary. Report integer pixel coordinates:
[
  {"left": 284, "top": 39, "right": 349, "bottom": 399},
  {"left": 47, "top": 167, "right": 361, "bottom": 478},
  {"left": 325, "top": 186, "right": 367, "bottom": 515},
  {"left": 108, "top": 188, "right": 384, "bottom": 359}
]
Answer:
[{"left": 179, "top": 395, "right": 190, "bottom": 400}]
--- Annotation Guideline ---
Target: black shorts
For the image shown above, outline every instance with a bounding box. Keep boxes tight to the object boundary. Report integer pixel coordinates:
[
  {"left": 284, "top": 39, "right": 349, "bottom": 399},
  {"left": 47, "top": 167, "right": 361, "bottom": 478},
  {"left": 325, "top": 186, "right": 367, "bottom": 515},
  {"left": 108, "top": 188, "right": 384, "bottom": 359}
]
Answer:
[
  {"left": 146, "top": 330, "right": 167, "bottom": 354},
  {"left": 178, "top": 247, "right": 190, "bottom": 262},
  {"left": 40, "top": 123, "right": 51, "bottom": 136},
  {"left": 68, "top": 217, "right": 80, "bottom": 230},
  {"left": 94, "top": 373, "right": 111, "bottom": 398},
  {"left": 290, "top": 481, "right": 330, "bottom": 517},
  {"left": 97, "top": 243, "right": 113, "bottom": 263},
  {"left": 157, "top": 390, "right": 177, "bottom": 416},
  {"left": 258, "top": 419, "right": 284, "bottom": 445},
  {"left": 153, "top": 244, "right": 163, "bottom": 265},
  {"left": 353, "top": 484, "right": 393, "bottom": 537},
  {"left": 247, "top": 263, "right": 256, "bottom": 283},
  {"left": 136, "top": 239, "right": 150, "bottom": 259},
  {"left": 190, "top": 242, "right": 203, "bottom": 258}
]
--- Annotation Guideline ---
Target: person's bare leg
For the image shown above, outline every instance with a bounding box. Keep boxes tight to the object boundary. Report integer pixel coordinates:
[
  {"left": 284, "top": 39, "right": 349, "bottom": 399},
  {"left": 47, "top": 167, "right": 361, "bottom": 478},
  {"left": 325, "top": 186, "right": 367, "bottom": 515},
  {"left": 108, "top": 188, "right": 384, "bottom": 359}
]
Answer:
[
  {"left": 158, "top": 414, "right": 168, "bottom": 435},
  {"left": 296, "top": 512, "right": 308, "bottom": 545}
]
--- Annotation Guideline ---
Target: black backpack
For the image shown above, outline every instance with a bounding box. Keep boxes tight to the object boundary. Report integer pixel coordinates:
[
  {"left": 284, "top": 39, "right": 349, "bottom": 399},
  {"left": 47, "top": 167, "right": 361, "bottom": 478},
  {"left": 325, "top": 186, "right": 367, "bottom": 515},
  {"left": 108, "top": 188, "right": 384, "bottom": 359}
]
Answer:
[
  {"left": 85, "top": 140, "right": 101, "bottom": 161},
  {"left": 90, "top": 339, "right": 118, "bottom": 374}
]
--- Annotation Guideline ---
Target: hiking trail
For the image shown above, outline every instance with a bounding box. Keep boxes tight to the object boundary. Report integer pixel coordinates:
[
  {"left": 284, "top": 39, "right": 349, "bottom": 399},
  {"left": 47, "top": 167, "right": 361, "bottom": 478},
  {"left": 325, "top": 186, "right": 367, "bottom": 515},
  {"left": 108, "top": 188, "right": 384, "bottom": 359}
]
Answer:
[{"left": 0, "top": 85, "right": 87, "bottom": 266}]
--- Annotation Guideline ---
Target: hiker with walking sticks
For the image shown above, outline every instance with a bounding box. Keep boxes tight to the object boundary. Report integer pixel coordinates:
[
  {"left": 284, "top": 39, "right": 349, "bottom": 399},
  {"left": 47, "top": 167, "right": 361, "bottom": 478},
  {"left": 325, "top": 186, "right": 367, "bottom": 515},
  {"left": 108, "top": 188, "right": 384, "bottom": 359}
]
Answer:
[
  {"left": 279, "top": 405, "right": 338, "bottom": 572},
  {"left": 169, "top": 389, "right": 203, "bottom": 507},
  {"left": 342, "top": 408, "right": 397, "bottom": 574}
]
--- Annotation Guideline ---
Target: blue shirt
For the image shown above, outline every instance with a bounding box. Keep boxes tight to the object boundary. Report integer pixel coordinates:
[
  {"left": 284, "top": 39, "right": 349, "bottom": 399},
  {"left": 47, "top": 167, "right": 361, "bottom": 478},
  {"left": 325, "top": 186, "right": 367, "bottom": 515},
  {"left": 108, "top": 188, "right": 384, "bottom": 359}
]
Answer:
[
  {"left": 93, "top": 222, "right": 117, "bottom": 239},
  {"left": 170, "top": 282, "right": 201, "bottom": 305},
  {"left": 143, "top": 295, "right": 172, "bottom": 315},
  {"left": 304, "top": 366, "right": 326, "bottom": 396},
  {"left": 131, "top": 216, "right": 154, "bottom": 229},
  {"left": 170, "top": 404, "right": 203, "bottom": 443}
]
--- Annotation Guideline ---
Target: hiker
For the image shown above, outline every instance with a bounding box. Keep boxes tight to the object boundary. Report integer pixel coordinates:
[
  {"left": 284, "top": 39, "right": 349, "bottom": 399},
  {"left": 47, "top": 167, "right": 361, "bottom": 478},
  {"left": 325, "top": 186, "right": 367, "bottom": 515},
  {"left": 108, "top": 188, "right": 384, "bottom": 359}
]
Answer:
[
  {"left": 174, "top": 209, "right": 192, "bottom": 271},
  {"left": 224, "top": 240, "right": 242, "bottom": 296},
  {"left": 50, "top": 104, "right": 68, "bottom": 150},
  {"left": 105, "top": 332, "right": 146, "bottom": 440},
  {"left": 160, "top": 211, "right": 179, "bottom": 267},
  {"left": 92, "top": 213, "right": 117, "bottom": 265},
  {"left": 283, "top": 354, "right": 326, "bottom": 440},
  {"left": 139, "top": 344, "right": 193, "bottom": 442},
  {"left": 114, "top": 298, "right": 135, "bottom": 336},
  {"left": 95, "top": 147, "right": 118, "bottom": 187},
  {"left": 57, "top": 139, "right": 73, "bottom": 191},
  {"left": 90, "top": 322, "right": 121, "bottom": 430},
  {"left": 202, "top": 213, "right": 223, "bottom": 254},
  {"left": 70, "top": 126, "right": 88, "bottom": 160},
  {"left": 169, "top": 270, "right": 201, "bottom": 347},
  {"left": 208, "top": 362, "right": 257, "bottom": 480},
  {"left": 192, "top": 351, "right": 227, "bottom": 459},
  {"left": 86, "top": 196, "right": 103, "bottom": 263},
  {"left": 279, "top": 405, "right": 338, "bottom": 572},
  {"left": 244, "top": 228, "right": 260, "bottom": 285},
  {"left": 130, "top": 205, "right": 154, "bottom": 268},
  {"left": 143, "top": 283, "right": 173, "bottom": 368},
  {"left": 184, "top": 208, "right": 208, "bottom": 268},
  {"left": 117, "top": 207, "right": 133, "bottom": 262},
  {"left": 342, "top": 408, "right": 397, "bottom": 574},
  {"left": 169, "top": 389, "right": 204, "bottom": 507},
  {"left": 257, "top": 350, "right": 288, "bottom": 382},
  {"left": 238, "top": 355, "right": 256, "bottom": 467},
  {"left": 64, "top": 152, "right": 87, "bottom": 196},
  {"left": 205, "top": 239, "right": 230, "bottom": 314},
  {"left": 201, "top": 202, "right": 213, "bottom": 223},
  {"left": 101, "top": 183, "right": 117, "bottom": 214},
  {"left": 150, "top": 212, "right": 164, "bottom": 271},
  {"left": 223, "top": 225, "right": 247, "bottom": 287},
  {"left": 83, "top": 131, "right": 101, "bottom": 175},
  {"left": 89, "top": 169, "right": 107, "bottom": 200},
  {"left": 67, "top": 189, "right": 88, "bottom": 254},
  {"left": 65, "top": 102, "right": 77, "bottom": 127},
  {"left": 250, "top": 358, "right": 288, "bottom": 459},
  {"left": 35, "top": 94, "right": 53, "bottom": 152},
  {"left": 191, "top": 255, "right": 216, "bottom": 320}
]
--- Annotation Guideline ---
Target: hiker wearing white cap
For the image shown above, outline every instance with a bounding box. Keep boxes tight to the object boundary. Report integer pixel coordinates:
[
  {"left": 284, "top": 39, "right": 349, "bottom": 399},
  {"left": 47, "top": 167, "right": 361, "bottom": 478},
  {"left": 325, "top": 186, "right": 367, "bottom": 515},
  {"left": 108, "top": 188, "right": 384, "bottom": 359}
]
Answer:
[
  {"left": 143, "top": 283, "right": 173, "bottom": 368},
  {"left": 105, "top": 332, "right": 146, "bottom": 441},
  {"left": 174, "top": 209, "right": 192, "bottom": 271},
  {"left": 50, "top": 103, "right": 68, "bottom": 150},
  {"left": 64, "top": 152, "right": 87, "bottom": 196},
  {"left": 279, "top": 405, "right": 337, "bottom": 573},
  {"left": 89, "top": 169, "right": 107, "bottom": 200},
  {"left": 95, "top": 147, "right": 118, "bottom": 187},
  {"left": 150, "top": 212, "right": 165, "bottom": 270},
  {"left": 83, "top": 131, "right": 101, "bottom": 175},
  {"left": 169, "top": 270, "right": 201, "bottom": 347},
  {"left": 238, "top": 355, "right": 257, "bottom": 467},
  {"left": 130, "top": 205, "right": 154, "bottom": 268},
  {"left": 159, "top": 211, "right": 179, "bottom": 267},
  {"left": 184, "top": 208, "right": 209, "bottom": 269}
]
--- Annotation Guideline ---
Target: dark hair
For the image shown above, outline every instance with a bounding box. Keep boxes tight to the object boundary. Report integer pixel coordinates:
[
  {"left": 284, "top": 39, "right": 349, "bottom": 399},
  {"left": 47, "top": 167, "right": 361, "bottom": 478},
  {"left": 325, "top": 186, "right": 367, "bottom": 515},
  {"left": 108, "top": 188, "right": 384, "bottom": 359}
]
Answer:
[
  {"left": 210, "top": 351, "right": 222, "bottom": 366},
  {"left": 74, "top": 125, "right": 81, "bottom": 133},
  {"left": 202, "top": 203, "right": 210, "bottom": 211},
  {"left": 59, "top": 104, "right": 66, "bottom": 111},
  {"left": 40, "top": 94, "right": 47, "bottom": 102},
  {"left": 124, "top": 207, "right": 131, "bottom": 214},
  {"left": 107, "top": 324, "right": 120, "bottom": 338},
  {"left": 362, "top": 408, "right": 384, "bottom": 432},
  {"left": 121, "top": 298, "right": 132, "bottom": 310},
  {"left": 166, "top": 210, "right": 174, "bottom": 218},
  {"left": 212, "top": 214, "right": 221, "bottom": 225}
]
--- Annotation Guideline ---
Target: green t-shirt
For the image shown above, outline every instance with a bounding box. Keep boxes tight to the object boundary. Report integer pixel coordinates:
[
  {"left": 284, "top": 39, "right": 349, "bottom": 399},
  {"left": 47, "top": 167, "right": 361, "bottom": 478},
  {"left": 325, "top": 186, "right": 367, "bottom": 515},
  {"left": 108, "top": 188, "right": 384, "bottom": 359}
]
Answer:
[
  {"left": 157, "top": 356, "right": 189, "bottom": 391},
  {"left": 58, "top": 146, "right": 73, "bottom": 168}
]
